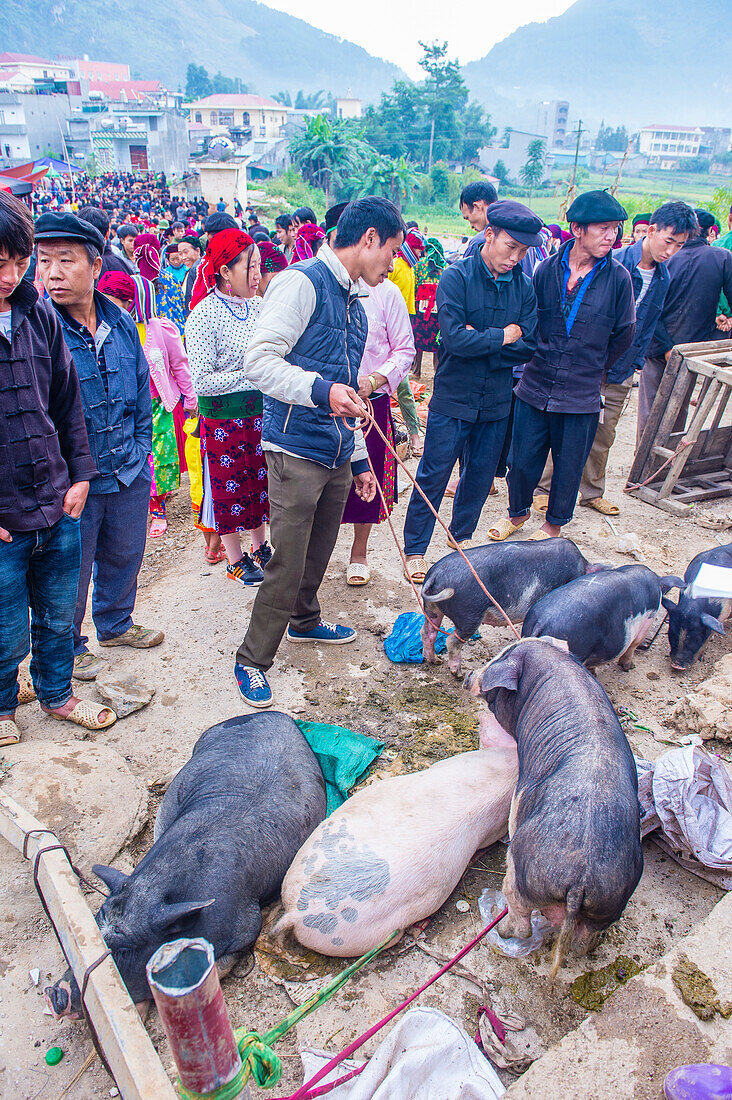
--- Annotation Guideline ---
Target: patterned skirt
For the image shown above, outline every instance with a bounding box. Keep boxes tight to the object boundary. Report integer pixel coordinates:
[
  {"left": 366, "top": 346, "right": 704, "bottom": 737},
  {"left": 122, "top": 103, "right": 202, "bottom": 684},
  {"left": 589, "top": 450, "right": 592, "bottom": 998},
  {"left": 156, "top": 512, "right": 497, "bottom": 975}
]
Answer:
[
  {"left": 199, "top": 392, "right": 269, "bottom": 534},
  {"left": 150, "top": 397, "right": 180, "bottom": 497},
  {"left": 341, "top": 392, "right": 397, "bottom": 526}
]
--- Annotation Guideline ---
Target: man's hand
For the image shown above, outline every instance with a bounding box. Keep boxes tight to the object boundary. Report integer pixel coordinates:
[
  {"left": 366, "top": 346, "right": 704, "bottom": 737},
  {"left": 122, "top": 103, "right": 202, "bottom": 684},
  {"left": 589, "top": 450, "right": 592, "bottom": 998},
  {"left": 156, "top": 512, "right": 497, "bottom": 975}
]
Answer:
[
  {"left": 329, "top": 383, "right": 366, "bottom": 419},
  {"left": 353, "top": 472, "right": 377, "bottom": 502},
  {"left": 503, "top": 324, "right": 523, "bottom": 346},
  {"left": 63, "top": 481, "right": 90, "bottom": 519},
  {"left": 0, "top": 525, "right": 11, "bottom": 544},
  {"left": 665, "top": 350, "right": 673, "bottom": 362},
  {"left": 716, "top": 314, "right": 732, "bottom": 332}
]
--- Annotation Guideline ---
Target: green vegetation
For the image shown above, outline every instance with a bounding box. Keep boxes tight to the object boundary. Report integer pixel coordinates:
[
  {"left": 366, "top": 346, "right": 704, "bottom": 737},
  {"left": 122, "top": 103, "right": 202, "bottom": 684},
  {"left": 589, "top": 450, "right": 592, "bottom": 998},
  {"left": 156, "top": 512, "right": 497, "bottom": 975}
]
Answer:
[{"left": 185, "top": 64, "right": 247, "bottom": 99}]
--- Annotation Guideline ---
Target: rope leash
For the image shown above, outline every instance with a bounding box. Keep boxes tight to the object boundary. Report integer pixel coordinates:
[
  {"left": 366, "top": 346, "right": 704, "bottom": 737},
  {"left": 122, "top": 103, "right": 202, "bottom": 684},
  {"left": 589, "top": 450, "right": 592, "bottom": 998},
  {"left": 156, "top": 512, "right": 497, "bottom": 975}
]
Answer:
[
  {"left": 624, "top": 437, "right": 694, "bottom": 493},
  {"left": 342, "top": 398, "right": 520, "bottom": 642}
]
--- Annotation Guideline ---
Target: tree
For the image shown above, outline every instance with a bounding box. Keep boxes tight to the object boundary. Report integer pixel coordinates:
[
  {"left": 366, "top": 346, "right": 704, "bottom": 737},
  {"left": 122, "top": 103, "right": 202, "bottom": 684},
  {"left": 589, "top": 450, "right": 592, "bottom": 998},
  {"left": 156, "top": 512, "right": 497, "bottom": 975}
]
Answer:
[
  {"left": 596, "top": 123, "right": 629, "bottom": 152},
  {"left": 430, "top": 164, "right": 450, "bottom": 203},
  {"left": 501, "top": 127, "right": 512, "bottom": 149},
  {"left": 492, "top": 159, "right": 510, "bottom": 185},
  {"left": 185, "top": 64, "right": 213, "bottom": 100},
  {"left": 212, "top": 71, "right": 247, "bottom": 95},
  {"left": 349, "top": 154, "right": 420, "bottom": 210},
  {"left": 273, "top": 90, "right": 293, "bottom": 107},
  {"left": 289, "top": 115, "right": 372, "bottom": 202},
  {"left": 520, "top": 138, "right": 547, "bottom": 199}
]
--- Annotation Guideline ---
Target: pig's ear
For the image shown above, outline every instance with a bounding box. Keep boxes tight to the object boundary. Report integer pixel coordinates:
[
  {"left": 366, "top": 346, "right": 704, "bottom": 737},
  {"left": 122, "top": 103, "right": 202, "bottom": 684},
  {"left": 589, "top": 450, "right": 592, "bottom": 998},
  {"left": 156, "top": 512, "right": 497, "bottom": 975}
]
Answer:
[
  {"left": 661, "top": 595, "right": 677, "bottom": 612},
  {"left": 701, "top": 612, "right": 726, "bottom": 636},
  {"left": 155, "top": 899, "right": 216, "bottom": 932},
  {"left": 478, "top": 651, "right": 522, "bottom": 697},
  {"left": 92, "top": 865, "right": 130, "bottom": 894},
  {"left": 660, "top": 575, "right": 686, "bottom": 593}
]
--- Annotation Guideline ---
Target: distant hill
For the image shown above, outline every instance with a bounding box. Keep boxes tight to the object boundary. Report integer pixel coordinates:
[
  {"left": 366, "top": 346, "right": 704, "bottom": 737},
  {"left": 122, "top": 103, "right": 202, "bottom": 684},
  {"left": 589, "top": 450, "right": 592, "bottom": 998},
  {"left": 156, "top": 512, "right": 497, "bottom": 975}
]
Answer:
[
  {"left": 0, "top": 0, "right": 404, "bottom": 103},
  {"left": 463, "top": 0, "right": 732, "bottom": 129}
]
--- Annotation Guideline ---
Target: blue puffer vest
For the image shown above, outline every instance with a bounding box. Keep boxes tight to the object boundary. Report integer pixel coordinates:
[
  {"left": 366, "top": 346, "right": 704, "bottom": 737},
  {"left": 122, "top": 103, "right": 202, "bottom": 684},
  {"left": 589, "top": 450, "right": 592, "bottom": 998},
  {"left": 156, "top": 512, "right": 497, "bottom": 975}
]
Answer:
[{"left": 262, "top": 258, "right": 367, "bottom": 469}]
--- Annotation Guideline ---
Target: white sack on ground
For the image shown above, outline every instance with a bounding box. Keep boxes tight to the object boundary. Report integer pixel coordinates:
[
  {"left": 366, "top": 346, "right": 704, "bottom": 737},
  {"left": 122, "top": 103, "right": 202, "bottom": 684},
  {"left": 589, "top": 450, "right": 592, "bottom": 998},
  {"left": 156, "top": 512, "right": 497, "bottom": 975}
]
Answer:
[
  {"left": 651, "top": 744, "right": 732, "bottom": 871},
  {"left": 298, "top": 1006, "right": 505, "bottom": 1100}
]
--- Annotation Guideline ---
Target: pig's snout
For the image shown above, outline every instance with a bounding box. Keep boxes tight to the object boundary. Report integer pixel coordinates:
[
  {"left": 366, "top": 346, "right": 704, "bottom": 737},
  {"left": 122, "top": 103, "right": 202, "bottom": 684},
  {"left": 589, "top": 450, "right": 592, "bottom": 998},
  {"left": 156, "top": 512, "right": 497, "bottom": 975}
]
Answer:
[{"left": 44, "top": 973, "right": 82, "bottom": 1020}]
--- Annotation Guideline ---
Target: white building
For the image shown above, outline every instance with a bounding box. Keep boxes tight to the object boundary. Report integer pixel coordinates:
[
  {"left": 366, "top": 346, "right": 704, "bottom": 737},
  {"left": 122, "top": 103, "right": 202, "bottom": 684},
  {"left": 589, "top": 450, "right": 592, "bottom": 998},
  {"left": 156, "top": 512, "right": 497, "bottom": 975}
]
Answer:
[
  {"left": 335, "top": 95, "right": 362, "bottom": 120},
  {"left": 638, "top": 125, "right": 703, "bottom": 167},
  {"left": 0, "top": 52, "right": 73, "bottom": 87},
  {"left": 184, "top": 95, "right": 291, "bottom": 142},
  {"left": 0, "top": 90, "right": 76, "bottom": 166},
  {"left": 535, "top": 100, "right": 569, "bottom": 148}
]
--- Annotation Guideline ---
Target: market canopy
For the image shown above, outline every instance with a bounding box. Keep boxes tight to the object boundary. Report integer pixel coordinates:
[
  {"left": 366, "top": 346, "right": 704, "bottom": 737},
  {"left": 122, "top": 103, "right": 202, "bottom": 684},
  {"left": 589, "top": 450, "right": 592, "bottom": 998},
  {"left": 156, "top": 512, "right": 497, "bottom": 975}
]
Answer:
[
  {"left": 33, "top": 157, "right": 82, "bottom": 175},
  {"left": 0, "top": 175, "right": 33, "bottom": 195}
]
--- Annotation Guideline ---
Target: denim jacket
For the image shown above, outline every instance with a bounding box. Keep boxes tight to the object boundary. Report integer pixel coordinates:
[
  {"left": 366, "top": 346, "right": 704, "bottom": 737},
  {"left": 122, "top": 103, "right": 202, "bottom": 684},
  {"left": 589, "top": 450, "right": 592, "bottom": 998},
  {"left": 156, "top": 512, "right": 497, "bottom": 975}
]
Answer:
[
  {"left": 54, "top": 292, "right": 152, "bottom": 494},
  {"left": 610, "top": 241, "right": 670, "bottom": 383}
]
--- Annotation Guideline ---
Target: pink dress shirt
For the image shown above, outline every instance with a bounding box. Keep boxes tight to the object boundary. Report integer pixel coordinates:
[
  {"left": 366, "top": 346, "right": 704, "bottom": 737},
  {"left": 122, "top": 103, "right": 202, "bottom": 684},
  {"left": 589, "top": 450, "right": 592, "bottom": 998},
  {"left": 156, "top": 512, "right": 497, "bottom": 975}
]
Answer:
[
  {"left": 359, "top": 279, "right": 416, "bottom": 395},
  {"left": 142, "top": 317, "right": 197, "bottom": 412}
]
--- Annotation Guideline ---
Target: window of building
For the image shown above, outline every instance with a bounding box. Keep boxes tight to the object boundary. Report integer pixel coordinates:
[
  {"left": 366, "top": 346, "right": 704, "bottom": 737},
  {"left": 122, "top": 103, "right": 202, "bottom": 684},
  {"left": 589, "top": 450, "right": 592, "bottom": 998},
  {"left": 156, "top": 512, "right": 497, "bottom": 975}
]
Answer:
[
  {"left": 242, "top": 111, "right": 249, "bottom": 125},
  {"left": 219, "top": 111, "right": 234, "bottom": 126},
  {"left": 210, "top": 111, "right": 218, "bottom": 125},
  {"left": 0, "top": 111, "right": 4, "bottom": 124},
  {"left": 149, "top": 115, "right": 157, "bottom": 131},
  {"left": 4, "top": 145, "right": 10, "bottom": 158},
  {"left": 195, "top": 112, "right": 202, "bottom": 123}
]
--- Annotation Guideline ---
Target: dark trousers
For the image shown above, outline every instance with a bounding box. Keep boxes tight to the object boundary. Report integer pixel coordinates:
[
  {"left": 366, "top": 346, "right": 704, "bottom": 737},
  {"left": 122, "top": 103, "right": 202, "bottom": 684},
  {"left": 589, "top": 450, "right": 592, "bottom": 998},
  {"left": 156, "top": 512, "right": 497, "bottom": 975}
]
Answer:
[
  {"left": 0, "top": 512, "right": 81, "bottom": 713},
  {"left": 403, "top": 409, "right": 510, "bottom": 556},
  {"left": 74, "top": 468, "right": 150, "bottom": 655},
  {"left": 236, "top": 451, "right": 353, "bottom": 672},
  {"left": 507, "top": 399, "right": 599, "bottom": 527}
]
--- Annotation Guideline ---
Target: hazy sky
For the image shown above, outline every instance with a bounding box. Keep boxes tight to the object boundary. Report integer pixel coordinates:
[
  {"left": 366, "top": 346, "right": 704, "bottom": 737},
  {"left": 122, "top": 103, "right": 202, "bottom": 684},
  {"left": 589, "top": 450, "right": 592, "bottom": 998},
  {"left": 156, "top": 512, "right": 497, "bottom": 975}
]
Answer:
[{"left": 261, "top": 0, "right": 576, "bottom": 76}]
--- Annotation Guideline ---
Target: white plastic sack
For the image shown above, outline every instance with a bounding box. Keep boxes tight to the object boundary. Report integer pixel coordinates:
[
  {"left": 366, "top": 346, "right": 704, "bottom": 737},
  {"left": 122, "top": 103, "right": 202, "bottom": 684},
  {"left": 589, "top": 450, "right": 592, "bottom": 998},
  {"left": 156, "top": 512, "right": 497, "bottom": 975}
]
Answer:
[
  {"left": 651, "top": 744, "right": 732, "bottom": 871},
  {"left": 299, "top": 1006, "right": 505, "bottom": 1100}
]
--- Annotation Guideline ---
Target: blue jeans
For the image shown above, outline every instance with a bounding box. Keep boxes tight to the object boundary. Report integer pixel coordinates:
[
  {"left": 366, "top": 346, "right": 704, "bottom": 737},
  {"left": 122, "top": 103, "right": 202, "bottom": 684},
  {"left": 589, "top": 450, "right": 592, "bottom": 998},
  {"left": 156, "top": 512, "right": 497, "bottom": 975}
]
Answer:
[
  {"left": 74, "top": 469, "right": 150, "bottom": 655},
  {"left": 0, "top": 512, "right": 81, "bottom": 714},
  {"left": 403, "top": 410, "right": 510, "bottom": 556},
  {"left": 507, "top": 399, "right": 600, "bottom": 527}
]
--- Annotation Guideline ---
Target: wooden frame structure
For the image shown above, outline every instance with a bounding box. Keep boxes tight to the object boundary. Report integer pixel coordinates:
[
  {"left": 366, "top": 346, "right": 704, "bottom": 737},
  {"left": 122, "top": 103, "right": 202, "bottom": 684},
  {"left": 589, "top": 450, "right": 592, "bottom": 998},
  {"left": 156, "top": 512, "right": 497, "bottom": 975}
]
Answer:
[
  {"left": 0, "top": 790, "right": 177, "bottom": 1100},
  {"left": 627, "top": 339, "right": 732, "bottom": 515}
]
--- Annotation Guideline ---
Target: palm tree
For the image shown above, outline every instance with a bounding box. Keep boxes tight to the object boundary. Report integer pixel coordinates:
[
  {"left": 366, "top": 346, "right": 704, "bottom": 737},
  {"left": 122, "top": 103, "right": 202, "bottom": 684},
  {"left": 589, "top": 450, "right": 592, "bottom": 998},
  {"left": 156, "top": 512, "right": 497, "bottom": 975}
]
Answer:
[
  {"left": 520, "top": 138, "right": 547, "bottom": 201},
  {"left": 289, "top": 115, "right": 371, "bottom": 202},
  {"left": 351, "top": 154, "right": 420, "bottom": 210}
]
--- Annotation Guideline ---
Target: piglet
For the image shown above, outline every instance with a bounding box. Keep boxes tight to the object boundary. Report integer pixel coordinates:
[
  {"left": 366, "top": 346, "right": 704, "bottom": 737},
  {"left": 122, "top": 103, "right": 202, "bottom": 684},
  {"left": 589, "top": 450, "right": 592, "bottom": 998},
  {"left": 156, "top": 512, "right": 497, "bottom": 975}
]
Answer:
[
  {"left": 45, "top": 712, "right": 326, "bottom": 1016},
  {"left": 421, "top": 538, "right": 598, "bottom": 675},
  {"left": 466, "top": 638, "right": 642, "bottom": 976},
  {"left": 663, "top": 542, "right": 732, "bottom": 670},
  {"left": 522, "top": 564, "right": 662, "bottom": 670},
  {"left": 277, "top": 728, "right": 518, "bottom": 956}
]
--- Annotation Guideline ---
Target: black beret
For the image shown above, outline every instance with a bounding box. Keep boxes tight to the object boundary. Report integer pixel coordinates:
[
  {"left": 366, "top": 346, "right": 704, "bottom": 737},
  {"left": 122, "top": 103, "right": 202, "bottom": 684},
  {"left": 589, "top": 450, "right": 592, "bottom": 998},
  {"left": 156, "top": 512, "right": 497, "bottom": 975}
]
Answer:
[
  {"left": 203, "top": 212, "right": 238, "bottom": 235},
  {"left": 34, "top": 212, "right": 105, "bottom": 254},
  {"left": 485, "top": 200, "right": 544, "bottom": 246},
  {"left": 566, "top": 190, "right": 628, "bottom": 225}
]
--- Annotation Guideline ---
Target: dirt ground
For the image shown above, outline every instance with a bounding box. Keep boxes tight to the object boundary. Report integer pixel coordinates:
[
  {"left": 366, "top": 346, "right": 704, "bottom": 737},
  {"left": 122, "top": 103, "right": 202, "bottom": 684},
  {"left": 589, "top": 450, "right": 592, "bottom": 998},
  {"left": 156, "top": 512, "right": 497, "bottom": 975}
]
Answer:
[{"left": 1, "top": 356, "right": 731, "bottom": 1100}]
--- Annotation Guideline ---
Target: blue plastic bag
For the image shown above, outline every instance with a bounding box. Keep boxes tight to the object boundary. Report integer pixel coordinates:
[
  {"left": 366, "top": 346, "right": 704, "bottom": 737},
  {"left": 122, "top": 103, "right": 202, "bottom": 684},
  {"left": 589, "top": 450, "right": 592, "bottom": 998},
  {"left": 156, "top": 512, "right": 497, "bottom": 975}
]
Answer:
[{"left": 383, "top": 611, "right": 478, "bottom": 663}]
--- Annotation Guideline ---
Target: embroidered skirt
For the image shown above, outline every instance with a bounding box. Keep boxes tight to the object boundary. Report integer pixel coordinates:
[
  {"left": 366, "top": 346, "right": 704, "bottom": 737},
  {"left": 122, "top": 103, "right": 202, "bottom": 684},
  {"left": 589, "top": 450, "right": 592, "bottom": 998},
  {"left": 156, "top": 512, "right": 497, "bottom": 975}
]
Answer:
[
  {"left": 150, "top": 397, "right": 180, "bottom": 497},
  {"left": 199, "top": 391, "right": 269, "bottom": 535},
  {"left": 341, "top": 392, "right": 397, "bottom": 526}
]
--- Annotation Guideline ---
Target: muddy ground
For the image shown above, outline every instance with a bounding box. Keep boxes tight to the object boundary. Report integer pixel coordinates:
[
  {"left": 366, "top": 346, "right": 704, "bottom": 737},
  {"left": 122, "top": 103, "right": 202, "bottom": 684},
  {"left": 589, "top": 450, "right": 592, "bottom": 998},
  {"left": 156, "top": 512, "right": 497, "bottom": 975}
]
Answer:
[{"left": 1, "top": 359, "right": 730, "bottom": 1099}]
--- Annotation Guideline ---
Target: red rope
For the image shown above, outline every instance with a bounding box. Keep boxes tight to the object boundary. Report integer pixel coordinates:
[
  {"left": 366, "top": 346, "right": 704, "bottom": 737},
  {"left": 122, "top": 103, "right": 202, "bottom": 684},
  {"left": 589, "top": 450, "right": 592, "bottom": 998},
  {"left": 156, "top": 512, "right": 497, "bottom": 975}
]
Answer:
[
  {"left": 341, "top": 399, "right": 520, "bottom": 641},
  {"left": 272, "top": 907, "right": 509, "bottom": 1100},
  {"left": 624, "top": 437, "right": 694, "bottom": 493}
]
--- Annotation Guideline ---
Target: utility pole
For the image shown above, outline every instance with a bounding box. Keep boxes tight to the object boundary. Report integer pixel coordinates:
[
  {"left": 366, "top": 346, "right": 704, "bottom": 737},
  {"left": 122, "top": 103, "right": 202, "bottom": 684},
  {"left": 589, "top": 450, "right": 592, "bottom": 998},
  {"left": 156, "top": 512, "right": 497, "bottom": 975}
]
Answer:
[
  {"left": 427, "top": 115, "right": 435, "bottom": 174},
  {"left": 570, "top": 119, "right": 585, "bottom": 191}
]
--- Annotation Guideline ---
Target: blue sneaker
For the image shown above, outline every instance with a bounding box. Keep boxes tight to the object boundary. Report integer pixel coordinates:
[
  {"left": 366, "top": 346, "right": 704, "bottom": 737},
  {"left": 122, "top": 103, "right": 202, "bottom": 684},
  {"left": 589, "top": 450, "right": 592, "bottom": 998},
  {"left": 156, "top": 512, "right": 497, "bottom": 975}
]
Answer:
[
  {"left": 286, "top": 620, "right": 356, "bottom": 645},
  {"left": 234, "top": 664, "right": 273, "bottom": 708}
]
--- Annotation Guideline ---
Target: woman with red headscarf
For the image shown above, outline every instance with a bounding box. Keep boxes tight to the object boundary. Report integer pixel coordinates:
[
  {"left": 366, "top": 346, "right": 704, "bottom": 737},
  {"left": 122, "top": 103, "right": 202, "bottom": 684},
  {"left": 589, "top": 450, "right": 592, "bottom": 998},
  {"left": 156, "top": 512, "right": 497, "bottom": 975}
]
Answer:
[
  {"left": 185, "top": 229, "right": 271, "bottom": 586},
  {"left": 133, "top": 231, "right": 187, "bottom": 335}
]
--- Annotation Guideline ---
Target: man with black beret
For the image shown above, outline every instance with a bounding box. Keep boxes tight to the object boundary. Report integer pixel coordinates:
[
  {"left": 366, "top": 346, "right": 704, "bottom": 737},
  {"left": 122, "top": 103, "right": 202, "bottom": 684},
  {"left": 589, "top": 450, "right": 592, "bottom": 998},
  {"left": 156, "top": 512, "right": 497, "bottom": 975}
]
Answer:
[
  {"left": 35, "top": 212, "right": 163, "bottom": 685},
  {"left": 203, "top": 212, "right": 238, "bottom": 239},
  {"left": 489, "top": 190, "right": 635, "bottom": 541},
  {"left": 403, "top": 200, "right": 539, "bottom": 577}
]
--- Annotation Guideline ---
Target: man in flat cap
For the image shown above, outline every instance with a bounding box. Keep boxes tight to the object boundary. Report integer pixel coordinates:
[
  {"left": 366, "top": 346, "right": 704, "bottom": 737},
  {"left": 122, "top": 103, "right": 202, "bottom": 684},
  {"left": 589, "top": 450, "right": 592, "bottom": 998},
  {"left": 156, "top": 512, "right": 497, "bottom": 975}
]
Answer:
[
  {"left": 489, "top": 190, "right": 635, "bottom": 541},
  {"left": 35, "top": 212, "right": 163, "bottom": 685},
  {"left": 403, "top": 200, "right": 539, "bottom": 580}
]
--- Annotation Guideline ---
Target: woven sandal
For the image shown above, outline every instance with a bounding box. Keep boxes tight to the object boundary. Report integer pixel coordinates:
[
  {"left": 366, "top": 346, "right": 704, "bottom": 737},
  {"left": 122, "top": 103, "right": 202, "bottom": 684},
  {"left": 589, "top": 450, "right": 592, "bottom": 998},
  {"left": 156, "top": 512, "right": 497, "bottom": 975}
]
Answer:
[
  {"left": 487, "top": 518, "right": 526, "bottom": 542},
  {"left": 0, "top": 719, "right": 21, "bottom": 747},
  {"left": 47, "top": 699, "right": 117, "bottom": 731},
  {"left": 17, "top": 669, "right": 36, "bottom": 705},
  {"left": 346, "top": 562, "right": 371, "bottom": 586},
  {"left": 526, "top": 530, "right": 559, "bottom": 542},
  {"left": 532, "top": 494, "right": 549, "bottom": 514},
  {"left": 404, "top": 557, "right": 428, "bottom": 584},
  {"left": 582, "top": 497, "right": 620, "bottom": 516}
]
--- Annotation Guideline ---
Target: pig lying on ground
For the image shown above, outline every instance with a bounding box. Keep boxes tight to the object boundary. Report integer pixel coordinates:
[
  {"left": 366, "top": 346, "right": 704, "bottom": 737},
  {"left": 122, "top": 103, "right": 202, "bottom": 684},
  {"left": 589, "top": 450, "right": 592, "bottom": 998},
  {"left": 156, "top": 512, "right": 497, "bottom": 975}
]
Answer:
[
  {"left": 522, "top": 564, "right": 662, "bottom": 671},
  {"left": 662, "top": 542, "right": 732, "bottom": 671},
  {"left": 45, "top": 713, "right": 326, "bottom": 1016},
  {"left": 421, "top": 539, "right": 600, "bottom": 675},
  {"left": 277, "top": 727, "right": 518, "bottom": 956},
  {"left": 465, "top": 638, "right": 643, "bottom": 977}
]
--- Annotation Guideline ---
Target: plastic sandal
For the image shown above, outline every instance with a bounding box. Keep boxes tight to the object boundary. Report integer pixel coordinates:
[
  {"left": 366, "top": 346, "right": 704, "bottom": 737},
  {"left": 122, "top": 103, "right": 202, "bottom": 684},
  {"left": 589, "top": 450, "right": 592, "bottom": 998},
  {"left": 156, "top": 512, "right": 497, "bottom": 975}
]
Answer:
[
  {"left": 0, "top": 719, "right": 21, "bottom": 747},
  {"left": 17, "top": 669, "right": 36, "bottom": 705},
  {"left": 347, "top": 563, "right": 371, "bottom": 586},
  {"left": 487, "top": 518, "right": 525, "bottom": 542},
  {"left": 526, "top": 530, "right": 559, "bottom": 541},
  {"left": 47, "top": 699, "right": 117, "bottom": 730},
  {"left": 532, "top": 494, "right": 549, "bottom": 514},
  {"left": 204, "top": 547, "right": 227, "bottom": 564},
  {"left": 583, "top": 497, "right": 620, "bottom": 516},
  {"left": 404, "top": 557, "right": 428, "bottom": 584},
  {"left": 149, "top": 515, "right": 168, "bottom": 538}
]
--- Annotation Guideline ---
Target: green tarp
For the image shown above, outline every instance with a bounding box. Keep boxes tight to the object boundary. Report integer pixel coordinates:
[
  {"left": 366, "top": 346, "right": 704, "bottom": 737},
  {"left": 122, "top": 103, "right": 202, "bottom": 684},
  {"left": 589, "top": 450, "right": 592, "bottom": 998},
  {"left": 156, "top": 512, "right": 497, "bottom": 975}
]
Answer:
[{"left": 295, "top": 720, "right": 384, "bottom": 815}]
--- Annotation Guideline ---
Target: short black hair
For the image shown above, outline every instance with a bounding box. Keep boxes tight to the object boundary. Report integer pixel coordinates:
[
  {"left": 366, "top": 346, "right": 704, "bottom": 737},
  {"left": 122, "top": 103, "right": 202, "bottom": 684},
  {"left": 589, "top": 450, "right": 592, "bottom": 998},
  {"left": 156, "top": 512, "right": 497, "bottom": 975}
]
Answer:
[
  {"left": 0, "top": 192, "right": 34, "bottom": 259},
  {"left": 694, "top": 208, "right": 716, "bottom": 239},
  {"left": 180, "top": 235, "right": 201, "bottom": 252},
  {"left": 459, "top": 180, "right": 498, "bottom": 210},
  {"left": 117, "top": 223, "right": 138, "bottom": 239},
  {"left": 650, "top": 201, "right": 698, "bottom": 237},
  {"left": 251, "top": 228, "right": 270, "bottom": 242},
  {"left": 333, "top": 196, "right": 405, "bottom": 249},
  {"left": 406, "top": 220, "right": 419, "bottom": 230},
  {"left": 275, "top": 214, "right": 292, "bottom": 230},
  {"left": 293, "top": 206, "right": 317, "bottom": 224},
  {"left": 171, "top": 220, "right": 185, "bottom": 230},
  {"left": 78, "top": 205, "right": 110, "bottom": 238}
]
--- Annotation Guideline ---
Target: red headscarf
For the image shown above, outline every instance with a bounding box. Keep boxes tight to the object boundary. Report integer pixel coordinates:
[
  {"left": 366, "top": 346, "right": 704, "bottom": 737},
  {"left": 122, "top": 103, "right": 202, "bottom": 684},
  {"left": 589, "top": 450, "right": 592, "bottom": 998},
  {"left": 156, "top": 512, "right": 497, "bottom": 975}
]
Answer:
[
  {"left": 133, "top": 233, "right": 162, "bottom": 280},
  {"left": 190, "top": 228, "right": 255, "bottom": 310},
  {"left": 98, "top": 271, "right": 136, "bottom": 302}
]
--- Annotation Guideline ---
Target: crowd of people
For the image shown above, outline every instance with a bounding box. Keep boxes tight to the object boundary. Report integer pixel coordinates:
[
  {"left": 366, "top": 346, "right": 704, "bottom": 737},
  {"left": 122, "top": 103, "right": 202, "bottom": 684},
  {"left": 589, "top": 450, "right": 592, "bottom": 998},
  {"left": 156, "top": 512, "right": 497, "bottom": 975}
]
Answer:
[{"left": 1, "top": 168, "right": 732, "bottom": 734}]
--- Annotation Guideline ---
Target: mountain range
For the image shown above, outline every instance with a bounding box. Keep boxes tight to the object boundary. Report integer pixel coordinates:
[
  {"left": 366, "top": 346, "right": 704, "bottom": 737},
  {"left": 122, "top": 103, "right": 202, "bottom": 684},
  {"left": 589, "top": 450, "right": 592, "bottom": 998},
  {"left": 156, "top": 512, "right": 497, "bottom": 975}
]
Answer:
[
  {"left": 463, "top": 0, "right": 732, "bottom": 129},
  {"left": 0, "top": 0, "right": 404, "bottom": 102}
]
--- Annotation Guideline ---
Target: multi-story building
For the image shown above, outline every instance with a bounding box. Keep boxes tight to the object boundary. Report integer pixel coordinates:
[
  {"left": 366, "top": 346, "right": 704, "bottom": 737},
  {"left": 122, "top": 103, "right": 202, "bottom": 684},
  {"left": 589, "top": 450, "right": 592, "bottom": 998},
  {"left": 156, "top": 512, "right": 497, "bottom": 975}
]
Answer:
[
  {"left": 535, "top": 100, "right": 570, "bottom": 149},
  {"left": 184, "top": 95, "right": 291, "bottom": 143},
  {"left": 0, "top": 90, "right": 76, "bottom": 166},
  {"left": 0, "top": 53, "right": 73, "bottom": 87},
  {"left": 61, "top": 57, "right": 130, "bottom": 83},
  {"left": 638, "top": 125, "right": 703, "bottom": 167},
  {"left": 65, "top": 102, "right": 188, "bottom": 175}
]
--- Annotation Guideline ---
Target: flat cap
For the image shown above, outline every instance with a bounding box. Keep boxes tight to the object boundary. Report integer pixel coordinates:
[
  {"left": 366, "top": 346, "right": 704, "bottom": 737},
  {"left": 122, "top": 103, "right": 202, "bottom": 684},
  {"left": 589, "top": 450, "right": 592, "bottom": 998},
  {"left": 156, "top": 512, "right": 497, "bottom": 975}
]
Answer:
[
  {"left": 566, "top": 190, "right": 627, "bottom": 225},
  {"left": 203, "top": 212, "right": 238, "bottom": 235},
  {"left": 34, "top": 212, "right": 105, "bottom": 254},
  {"left": 486, "top": 200, "right": 544, "bottom": 246}
]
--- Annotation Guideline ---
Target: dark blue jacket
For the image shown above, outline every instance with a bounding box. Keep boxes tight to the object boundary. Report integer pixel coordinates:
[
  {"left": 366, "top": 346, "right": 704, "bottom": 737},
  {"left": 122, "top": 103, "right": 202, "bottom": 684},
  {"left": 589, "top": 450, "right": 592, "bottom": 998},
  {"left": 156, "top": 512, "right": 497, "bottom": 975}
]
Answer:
[
  {"left": 262, "top": 258, "right": 368, "bottom": 470},
  {"left": 54, "top": 292, "right": 152, "bottom": 495},
  {"left": 648, "top": 236, "right": 732, "bottom": 358},
  {"left": 609, "top": 241, "right": 670, "bottom": 384},
  {"left": 515, "top": 240, "right": 636, "bottom": 414},
  {"left": 435, "top": 251, "right": 538, "bottom": 422}
]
